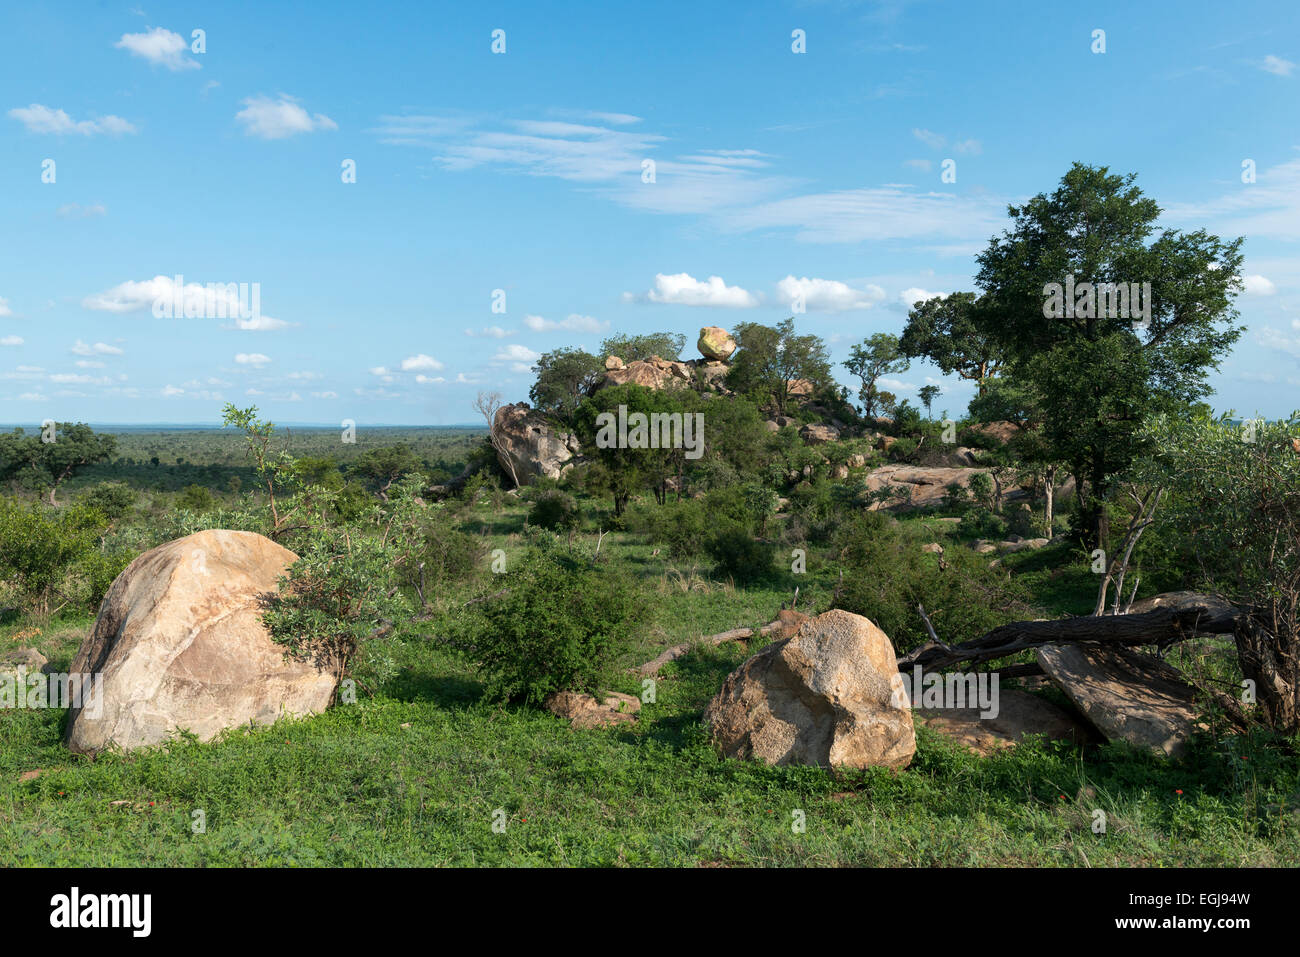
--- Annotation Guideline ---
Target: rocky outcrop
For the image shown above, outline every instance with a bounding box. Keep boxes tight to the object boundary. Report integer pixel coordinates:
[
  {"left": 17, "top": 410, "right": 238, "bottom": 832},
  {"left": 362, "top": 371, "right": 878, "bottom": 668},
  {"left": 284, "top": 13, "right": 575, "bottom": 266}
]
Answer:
[
  {"left": 799, "top": 423, "right": 840, "bottom": 444},
  {"left": 1036, "top": 644, "right": 1206, "bottom": 757},
  {"left": 862, "top": 464, "right": 1030, "bottom": 511},
  {"left": 703, "top": 609, "right": 915, "bottom": 770},
  {"left": 600, "top": 356, "right": 692, "bottom": 391},
  {"left": 64, "top": 530, "right": 337, "bottom": 755},
  {"left": 969, "top": 420, "right": 1020, "bottom": 444},
  {"left": 492, "top": 402, "right": 579, "bottom": 486},
  {"left": 697, "top": 326, "right": 737, "bottom": 361}
]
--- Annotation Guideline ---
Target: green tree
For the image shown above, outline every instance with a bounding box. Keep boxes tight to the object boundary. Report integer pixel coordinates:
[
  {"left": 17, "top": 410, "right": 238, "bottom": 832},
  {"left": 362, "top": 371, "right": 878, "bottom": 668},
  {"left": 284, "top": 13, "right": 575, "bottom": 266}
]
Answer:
[
  {"left": 844, "top": 334, "right": 909, "bottom": 420},
  {"left": 573, "top": 383, "right": 699, "bottom": 515},
  {"left": 918, "top": 384, "right": 941, "bottom": 419},
  {"left": 0, "top": 423, "right": 117, "bottom": 506},
  {"left": 599, "top": 331, "right": 686, "bottom": 362},
  {"left": 347, "top": 444, "right": 424, "bottom": 500},
  {"left": 529, "top": 347, "right": 604, "bottom": 424},
  {"left": 726, "top": 318, "right": 832, "bottom": 415},
  {"left": 973, "top": 163, "right": 1243, "bottom": 548},
  {"left": 899, "top": 292, "right": 1005, "bottom": 395},
  {"left": 1135, "top": 412, "right": 1300, "bottom": 732}
]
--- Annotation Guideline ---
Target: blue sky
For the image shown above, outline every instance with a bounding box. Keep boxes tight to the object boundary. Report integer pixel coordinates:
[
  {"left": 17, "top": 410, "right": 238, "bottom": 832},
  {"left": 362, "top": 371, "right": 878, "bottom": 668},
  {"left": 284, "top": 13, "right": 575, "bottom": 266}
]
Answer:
[{"left": 1, "top": 0, "right": 1297, "bottom": 425}]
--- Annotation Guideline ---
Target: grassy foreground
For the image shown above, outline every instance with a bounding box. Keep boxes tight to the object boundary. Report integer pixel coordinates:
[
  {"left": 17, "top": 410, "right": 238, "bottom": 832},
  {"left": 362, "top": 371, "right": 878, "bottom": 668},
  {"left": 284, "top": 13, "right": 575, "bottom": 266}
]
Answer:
[{"left": 2, "top": 505, "right": 1298, "bottom": 867}]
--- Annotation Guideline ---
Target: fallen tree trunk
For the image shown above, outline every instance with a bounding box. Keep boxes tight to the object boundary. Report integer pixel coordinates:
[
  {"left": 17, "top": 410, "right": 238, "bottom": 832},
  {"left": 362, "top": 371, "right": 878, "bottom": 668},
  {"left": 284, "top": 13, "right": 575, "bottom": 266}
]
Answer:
[
  {"left": 636, "top": 612, "right": 805, "bottom": 676},
  {"left": 897, "top": 603, "right": 1243, "bottom": 673}
]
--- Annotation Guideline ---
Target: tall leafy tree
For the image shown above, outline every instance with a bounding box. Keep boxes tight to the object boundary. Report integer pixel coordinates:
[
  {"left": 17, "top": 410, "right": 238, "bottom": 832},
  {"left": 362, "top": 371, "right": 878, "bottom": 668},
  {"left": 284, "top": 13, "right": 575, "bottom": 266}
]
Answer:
[
  {"left": 529, "top": 347, "right": 604, "bottom": 425},
  {"left": 726, "top": 318, "right": 832, "bottom": 415},
  {"left": 973, "top": 162, "right": 1243, "bottom": 548},
  {"left": 899, "top": 292, "right": 1005, "bottom": 395},
  {"left": 918, "top": 384, "right": 941, "bottom": 419},
  {"left": 0, "top": 423, "right": 117, "bottom": 506},
  {"left": 844, "top": 333, "right": 909, "bottom": 420}
]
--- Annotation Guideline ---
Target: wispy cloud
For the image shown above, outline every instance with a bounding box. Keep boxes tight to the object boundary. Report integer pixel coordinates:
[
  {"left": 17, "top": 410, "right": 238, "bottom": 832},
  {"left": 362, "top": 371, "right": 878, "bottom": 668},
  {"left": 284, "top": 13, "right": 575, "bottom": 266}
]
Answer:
[
  {"left": 1260, "top": 54, "right": 1295, "bottom": 77},
  {"left": 8, "top": 104, "right": 135, "bottom": 136}
]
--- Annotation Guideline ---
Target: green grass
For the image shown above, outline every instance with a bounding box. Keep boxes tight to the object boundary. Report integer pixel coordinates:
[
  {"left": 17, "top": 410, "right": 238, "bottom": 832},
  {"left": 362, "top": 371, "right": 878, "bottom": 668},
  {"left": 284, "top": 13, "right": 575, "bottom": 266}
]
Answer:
[{"left": 2, "top": 500, "right": 1298, "bottom": 866}]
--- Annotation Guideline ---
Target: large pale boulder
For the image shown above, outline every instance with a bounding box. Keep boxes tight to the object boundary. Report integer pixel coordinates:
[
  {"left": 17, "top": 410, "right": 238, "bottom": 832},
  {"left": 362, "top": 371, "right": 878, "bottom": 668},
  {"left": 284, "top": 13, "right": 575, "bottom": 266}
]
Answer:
[
  {"left": 697, "top": 326, "right": 736, "bottom": 361},
  {"left": 703, "top": 609, "right": 915, "bottom": 770},
  {"left": 1036, "top": 644, "right": 1205, "bottom": 757},
  {"left": 492, "top": 402, "right": 578, "bottom": 485},
  {"left": 65, "top": 530, "right": 336, "bottom": 755}
]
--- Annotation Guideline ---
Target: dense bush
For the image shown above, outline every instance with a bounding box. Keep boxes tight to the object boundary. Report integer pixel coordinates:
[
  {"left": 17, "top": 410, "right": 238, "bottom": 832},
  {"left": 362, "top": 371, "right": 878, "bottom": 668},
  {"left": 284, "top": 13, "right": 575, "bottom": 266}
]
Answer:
[
  {"left": 81, "top": 482, "right": 137, "bottom": 520},
  {"left": 444, "top": 534, "right": 645, "bottom": 703},
  {"left": 0, "top": 499, "right": 115, "bottom": 616},
  {"left": 830, "top": 511, "right": 1034, "bottom": 651},
  {"left": 176, "top": 483, "right": 218, "bottom": 512},
  {"left": 527, "top": 489, "right": 582, "bottom": 531},
  {"left": 707, "top": 524, "right": 776, "bottom": 587}
]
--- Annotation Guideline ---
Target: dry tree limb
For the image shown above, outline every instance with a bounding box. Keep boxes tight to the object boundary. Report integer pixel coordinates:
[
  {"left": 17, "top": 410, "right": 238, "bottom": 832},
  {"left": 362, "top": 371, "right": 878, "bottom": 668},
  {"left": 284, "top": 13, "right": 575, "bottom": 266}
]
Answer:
[
  {"left": 635, "top": 613, "right": 805, "bottom": 677},
  {"left": 897, "top": 603, "right": 1242, "bottom": 672}
]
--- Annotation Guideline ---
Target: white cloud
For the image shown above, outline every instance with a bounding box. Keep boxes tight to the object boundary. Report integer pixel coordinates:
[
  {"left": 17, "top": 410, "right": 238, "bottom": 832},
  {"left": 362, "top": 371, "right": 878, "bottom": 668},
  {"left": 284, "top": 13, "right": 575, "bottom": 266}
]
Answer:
[
  {"left": 71, "top": 339, "right": 124, "bottom": 356},
  {"left": 18, "top": 392, "right": 47, "bottom": 401},
  {"left": 877, "top": 376, "right": 919, "bottom": 392},
  {"left": 229, "top": 313, "right": 290, "bottom": 331},
  {"left": 953, "top": 139, "right": 982, "bottom": 155},
  {"left": 493, "top": 344, "right": 541, "bottom": 363},
  {"left": 900, "top": 287, "right": 944, "bottom": 306},
  {"left": 1261, "top": 55, "right": 1295, "bottom": 77},
  {"left": 0, "top": 297, "right": 10, "bottom": 317},
  {"left": 81, "top": 275, "right": 287, "bottom": 327},
  {"left": 375, "top": 113, "right": 790, "bottom": 216},
  {"left": 1164, "top": 157, "right": 1300, "bottom": 241},
  {"left": 234, "top": 352, "right": 271, "bottom": 367},
  {"left": 903, "top": 158, "right": 932, "bottom": 172},
  {"left": 285, "top": 371, "right": 321, "bottom": 380},
  {"left": 775, "top": 276, "right": 885, "bottom": 312},
  {"left": 75, "top": 360, "right": 105, "bottom": 368},
  {"left": 50, "top": 373, "right": 112, "bottom": 385},
  {"left": 1257, "top": 326, "right": 1300, "bottom": 357},
  {"left": 311, "top": 390, "right": 338, "bottom": 399},
  {"left": 1243, "top": 274, "right": 1277, "bottom": 295},
  {"left": 56, "top": 202, "right": 107, "bottom": 218},
  {"left": 115, "top": 27, "right": 200, "bottom": 71},
  {"left": 8, "top": 104, "right": 136, "bottom": 136},
  {"left": 523, "top": 313, "right": 609, "bottom": 333},
  {"left": 400, "top": 353, "right": 444, "bottom": 372},
  {"left": 913, "top": 128, "right": 945, "bottom": 150},
  {"left": 635, "top": 272, "right": 759, "bottom": 308},
  {"left": 465, "top": 326, "right": 514, "bottom": 338},
  {"left": 236, "top": 95, "right": 337, "bottom": 139},
  {"left": 0, "top": 336, "right": 22, "bottom": 346},
  {"left": 162, "top": 384, "right": 185, "bottom": 396},
  {"left": 718, "top": 184, "right": 1006, "bottom": 244},
  {"left": 415, "top": 374, "right": 445, "bottom": 384}
]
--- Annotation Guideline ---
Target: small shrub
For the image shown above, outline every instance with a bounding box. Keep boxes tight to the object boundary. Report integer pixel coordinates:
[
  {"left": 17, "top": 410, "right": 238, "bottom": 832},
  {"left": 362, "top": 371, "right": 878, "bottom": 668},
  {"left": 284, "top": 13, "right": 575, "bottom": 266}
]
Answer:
[
  {"left": 707, "top": 524, "right": 776, "bottom": 587},
  {"left": 444, "top": 535, "right": 645, "bottom": 703},
  {"left": 527, "top": 489, "right": 581, "bottom": 531}
]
